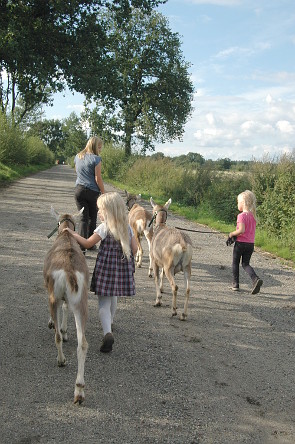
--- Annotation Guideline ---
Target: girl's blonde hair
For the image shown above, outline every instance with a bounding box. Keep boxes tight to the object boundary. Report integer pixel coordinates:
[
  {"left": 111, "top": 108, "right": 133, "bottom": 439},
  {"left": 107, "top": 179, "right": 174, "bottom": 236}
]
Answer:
[
  {"left": 77, "top": 136, "right": 103, "bottom": 159},
  {"left": 97, "top": 192, "right": 131, "bottom": 258},
  {"left": 238, "top": 190, "right": 257, "bottom": 219}
]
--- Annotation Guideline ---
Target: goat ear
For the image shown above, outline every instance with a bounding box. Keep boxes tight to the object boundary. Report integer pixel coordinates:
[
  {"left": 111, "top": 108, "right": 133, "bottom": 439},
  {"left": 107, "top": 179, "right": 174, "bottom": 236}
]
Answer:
[
  {"left": 164, "top": 198, "right": 172, "bottom": 209},
  {"left": 73, "top": 207, "right": 84, "bottom": 218},
  {"left": 150, "top": 197, "right": 155, "bottom": 208},
  {"left": 50, "top": 206, "right": 60, "bottom": 221},
  {"left": 137, "top": 193, "right": 141, "bottom": 200}
]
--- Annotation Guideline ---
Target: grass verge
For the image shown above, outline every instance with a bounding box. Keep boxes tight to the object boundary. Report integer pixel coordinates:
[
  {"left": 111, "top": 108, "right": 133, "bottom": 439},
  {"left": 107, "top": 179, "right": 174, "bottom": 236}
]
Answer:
[{"left": 0, "top": 162, "right": 53, "bottom": 186}]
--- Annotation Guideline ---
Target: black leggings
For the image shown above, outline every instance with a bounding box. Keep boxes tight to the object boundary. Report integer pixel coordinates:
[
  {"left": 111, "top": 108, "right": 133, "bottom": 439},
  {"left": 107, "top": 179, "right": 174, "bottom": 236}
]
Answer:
[
  {"left": 232, "top": 241, "right": 258, "bottom": 286},
  {"left": 74, "top": 185, "right": 100, "bottom": 239}
]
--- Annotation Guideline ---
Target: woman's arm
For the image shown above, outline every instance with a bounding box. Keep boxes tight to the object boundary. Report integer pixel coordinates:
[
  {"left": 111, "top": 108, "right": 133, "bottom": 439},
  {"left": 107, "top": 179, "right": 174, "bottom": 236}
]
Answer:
[
  {"left": 64, "top": 228, "right": 101, "bottom": 249},
  {"left": 95, "top": 162, "right": 105, "bottom": 194}
]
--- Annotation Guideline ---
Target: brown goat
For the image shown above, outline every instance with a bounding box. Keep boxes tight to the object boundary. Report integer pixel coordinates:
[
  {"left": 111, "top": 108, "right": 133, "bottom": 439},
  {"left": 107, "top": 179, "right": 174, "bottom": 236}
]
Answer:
[
  {"left": 125, "top": 191, "right": 153, "bottom": 277},
  {"left": 43, "top": 207, "right": 89, "bottom": 404},
  {"left": 150, "top": 198, "right": 193, "bottom": 320}
]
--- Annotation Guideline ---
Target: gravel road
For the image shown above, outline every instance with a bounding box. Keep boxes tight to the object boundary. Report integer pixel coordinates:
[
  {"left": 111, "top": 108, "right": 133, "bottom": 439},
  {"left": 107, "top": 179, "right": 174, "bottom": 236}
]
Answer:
[{"left": 0, "top": 165, "right": 295, "bottom": 444}]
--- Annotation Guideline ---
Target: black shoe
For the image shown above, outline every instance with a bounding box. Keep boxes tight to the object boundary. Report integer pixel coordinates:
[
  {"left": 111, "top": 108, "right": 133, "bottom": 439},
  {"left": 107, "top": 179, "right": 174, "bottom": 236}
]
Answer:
[
  {"left": 251, "top": 278, "right": 263, "bottom": 295},
  {"left": 100, "top": 333, "right": 114, "bottom": 353}
]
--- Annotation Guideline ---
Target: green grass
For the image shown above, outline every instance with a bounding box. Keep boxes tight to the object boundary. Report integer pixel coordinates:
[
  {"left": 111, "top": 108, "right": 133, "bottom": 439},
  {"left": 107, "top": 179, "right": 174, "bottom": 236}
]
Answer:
[{"left": 0, "top": 162, "right": 53, "bottom": 186}]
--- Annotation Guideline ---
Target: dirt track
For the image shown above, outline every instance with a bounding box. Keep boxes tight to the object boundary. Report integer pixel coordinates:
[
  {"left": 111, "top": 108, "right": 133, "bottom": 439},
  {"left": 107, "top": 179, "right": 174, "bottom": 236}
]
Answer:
[{"left": 0, "top": 165, "right": 295, "bottom": 444}]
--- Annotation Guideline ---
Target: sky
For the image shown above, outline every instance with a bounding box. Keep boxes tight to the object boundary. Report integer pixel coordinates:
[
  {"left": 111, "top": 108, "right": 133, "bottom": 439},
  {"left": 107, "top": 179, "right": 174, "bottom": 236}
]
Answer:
[{"left": 44, "top": 0, "right": 295, "bottom": 161}]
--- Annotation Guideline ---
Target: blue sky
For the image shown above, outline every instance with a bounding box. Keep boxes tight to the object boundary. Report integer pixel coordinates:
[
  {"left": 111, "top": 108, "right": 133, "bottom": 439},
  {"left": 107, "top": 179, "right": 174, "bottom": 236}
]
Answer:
[{"left": 45, "top": 0, "right": 295, "bottom": 161}]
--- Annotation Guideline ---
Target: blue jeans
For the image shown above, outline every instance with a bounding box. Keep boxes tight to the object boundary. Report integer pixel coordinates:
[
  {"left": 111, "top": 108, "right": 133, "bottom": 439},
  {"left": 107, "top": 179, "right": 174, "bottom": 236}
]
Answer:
[
  {"left": 74, "top": 185, "right": 100, "bottom": 239},
  {"left": 232, "top": 241, "right": 258, "bottom": 286}
]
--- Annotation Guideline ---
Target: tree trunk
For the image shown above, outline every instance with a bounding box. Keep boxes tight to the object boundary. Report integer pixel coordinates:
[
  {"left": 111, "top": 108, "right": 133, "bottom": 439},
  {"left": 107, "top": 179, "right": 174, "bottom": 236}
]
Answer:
[{"left": 124, "top": 121, "right": 133, "bottom": 157}]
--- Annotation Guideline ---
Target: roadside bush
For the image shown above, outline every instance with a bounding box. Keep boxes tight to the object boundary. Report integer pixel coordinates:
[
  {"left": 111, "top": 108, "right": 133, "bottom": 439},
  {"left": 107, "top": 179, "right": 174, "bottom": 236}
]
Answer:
[
  {"left": 123, "top": 157, "right": 184, "bottom": 200},
  {"left": 26, "top": 136, "right": 54, "bottom": 164},
  {"left": 101, "top": 143, "right": 128, "bottom": 180},
  {"left": 0, "top": 113, "right": 28, "bottom": 164},
  {"left": 259, "top": 155, "right": 295, "bottom": 238},
  {"left": 202, "top": 174, "right": 251, "bottom": 223},
  {"left": 250, "top": 155, "right": 279, "bottom": 205},
  {"left": 165, "top": 165, "right": 213, "bottom": 207}
]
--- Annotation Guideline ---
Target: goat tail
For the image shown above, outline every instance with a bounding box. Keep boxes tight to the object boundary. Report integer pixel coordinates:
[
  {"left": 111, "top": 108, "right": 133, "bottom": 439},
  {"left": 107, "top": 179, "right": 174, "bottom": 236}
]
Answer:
[{"left": 68, "top": 271, "right": 79, "bottom": 293}]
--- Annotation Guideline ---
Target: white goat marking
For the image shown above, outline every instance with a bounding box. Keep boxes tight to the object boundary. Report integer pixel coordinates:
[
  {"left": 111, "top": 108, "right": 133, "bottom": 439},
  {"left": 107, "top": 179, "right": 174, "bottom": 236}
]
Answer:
[
  {"left": 44, "top": 208, "right": 89, "bottom": 404},
  {"left": 150, "top": 197, "right": 193, "bottom": 320}
]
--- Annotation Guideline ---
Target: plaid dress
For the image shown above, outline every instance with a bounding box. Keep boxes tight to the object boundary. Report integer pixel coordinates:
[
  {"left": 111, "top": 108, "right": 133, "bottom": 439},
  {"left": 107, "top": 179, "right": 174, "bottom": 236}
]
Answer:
[{"left": 90, "top": 228, "right": 135, "bottom": 297}]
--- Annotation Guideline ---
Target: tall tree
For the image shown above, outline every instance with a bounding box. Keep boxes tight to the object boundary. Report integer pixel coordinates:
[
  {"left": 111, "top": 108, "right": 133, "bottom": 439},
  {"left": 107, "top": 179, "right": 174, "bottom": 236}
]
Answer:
[
  {"left": 0, "top": 0, "right": 165, "bottom": 122},
  {"left": 83, "top": 9, "right": 194, "bottom": 156},
  {"left": 61, "top": 112, "right": 88, "bottom": 159},
  {"left": 27, "top": 119, "right": 65, "bottom": 156}
]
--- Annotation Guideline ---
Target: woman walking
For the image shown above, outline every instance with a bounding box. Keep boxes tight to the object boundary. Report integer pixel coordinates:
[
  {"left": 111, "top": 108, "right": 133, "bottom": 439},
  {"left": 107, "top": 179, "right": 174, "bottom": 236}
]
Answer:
[{"left": 74, "top": 136, "right": 105, "bottom": 250}]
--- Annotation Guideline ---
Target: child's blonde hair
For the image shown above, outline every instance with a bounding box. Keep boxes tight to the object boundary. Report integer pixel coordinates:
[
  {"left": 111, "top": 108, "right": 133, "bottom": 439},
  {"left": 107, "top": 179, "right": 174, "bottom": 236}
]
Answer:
[
  {"left": 77, "top": 136, "right": 103, "bottom": 159},
  {"left": 97, "top": 192, "right": 131, "bottom": 258},
  {"left": 238, "top": 190, "right": 257, "bottom": 219}
]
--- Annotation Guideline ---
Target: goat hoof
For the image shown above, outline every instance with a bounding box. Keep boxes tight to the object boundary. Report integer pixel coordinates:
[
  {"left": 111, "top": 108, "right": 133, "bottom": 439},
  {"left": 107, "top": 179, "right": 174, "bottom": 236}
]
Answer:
[
  {"left": 74, "top": 395, "right": 85, "bottom": 405},
  {"left": 180, "top": 313, "right": 187, "bottom": 321},
  {"left": 58, "top": 358, "right": 66, "bottom": 367},
  {"left": 48, "top": 320, "right": 55, "bottom": 329},
  {"left": 172, "top": 312, "right": 177, "bottom": 317},
  {"left": 154, "top": 302, "right": 162, "bottom": 307}
]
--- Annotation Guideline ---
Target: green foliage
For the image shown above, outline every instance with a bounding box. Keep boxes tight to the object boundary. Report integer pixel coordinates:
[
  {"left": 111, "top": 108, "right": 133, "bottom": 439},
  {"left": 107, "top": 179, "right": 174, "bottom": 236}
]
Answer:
[
  {"left": 215, "top": 157, "right": 232, "bottom": 171},
  {"left": 257, "top": 155, "right": 295, "bottom": 244},
  {"left": 27, "top": 113, "right": 87, "bottom": 162},
  {"left": 250, "top": 156, "right": 278, "bottom": 205},
  {"left": 0, "top": 111, "right": 54, "bottom": 165},
  {"left": 61, "top": 113, "right": 88, "bottom": 159},
  {"left": 25, "top": 136, "right": 54, "bottom": 165},
  {"left": 123, "top": 157, "right": 183, "bottom": 199},
  {"left": 118, "top": 156, "right": 212, "bottom": 207},
  {"left": 1, "top": 0, "right": 165, "bottom": 122},
  {"left": 86, "top": 8, "right": 194, "bottom": 156},
  {"left": 202, "top": 174, "right": 251, "bottom": 223},
  {"left": 27, "top": 119, "right": 64, "bottom": 155},
  {"left": 0, "top": 162, "right": 54, "bottom": 184},
  {"left": 172, "top": 152, "right": 205, "bottom": 168},
  {"left": 101, "top": 143, "right": 127, "bottom": 180},
  {"left": 0, "top": 113, "right": 28, "bottom": 164}
]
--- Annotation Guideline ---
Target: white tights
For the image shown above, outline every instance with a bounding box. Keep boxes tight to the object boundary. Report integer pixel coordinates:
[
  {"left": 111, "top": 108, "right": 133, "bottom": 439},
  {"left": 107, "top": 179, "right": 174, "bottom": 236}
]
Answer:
[{"left": 98, "top": 295, "right": 117, "bottom": 335}]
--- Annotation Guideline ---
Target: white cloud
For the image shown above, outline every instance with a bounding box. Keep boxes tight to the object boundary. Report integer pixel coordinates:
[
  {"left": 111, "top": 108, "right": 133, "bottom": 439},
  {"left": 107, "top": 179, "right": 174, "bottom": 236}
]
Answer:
[
  {"left": 156, "top": 83, "right": 295, "bottom": 161},
  {"left": 214, "top": 42, "right": 270, "bottom": 61},
  {"left": 206, "top": 113, "right": 215, "bottom": 125},
  {"left": 66, "top": 104, "right": 85, "bottom": 112},
  {"left": 276, "top": 120, "right": 294, "bottom": 134}
]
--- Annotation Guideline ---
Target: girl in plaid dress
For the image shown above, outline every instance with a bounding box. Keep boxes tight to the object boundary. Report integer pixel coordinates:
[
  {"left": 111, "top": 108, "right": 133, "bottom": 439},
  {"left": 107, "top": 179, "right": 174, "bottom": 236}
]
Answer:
[{"left": 64, "top": 192, "right": 137, "bottom": 352}]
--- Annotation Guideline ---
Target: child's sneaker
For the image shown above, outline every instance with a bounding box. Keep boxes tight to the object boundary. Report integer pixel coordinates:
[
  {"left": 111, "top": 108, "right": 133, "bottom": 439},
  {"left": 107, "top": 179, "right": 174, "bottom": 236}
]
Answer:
[
  {"left": 229, "top": 284, "right": 239, "bottom": 291},
  {"left": 251, "top": 278, "right": 263, "bottom": 295}
]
